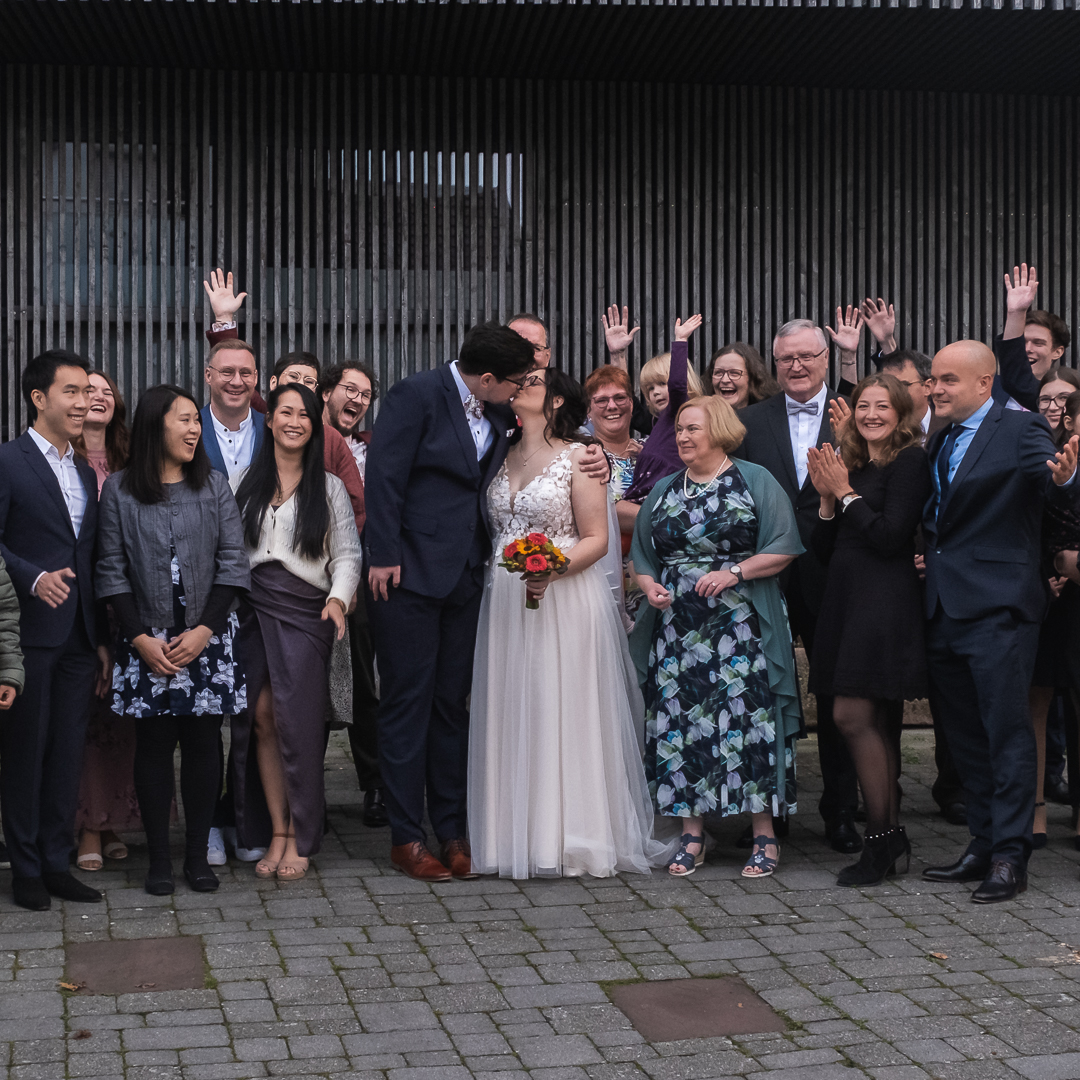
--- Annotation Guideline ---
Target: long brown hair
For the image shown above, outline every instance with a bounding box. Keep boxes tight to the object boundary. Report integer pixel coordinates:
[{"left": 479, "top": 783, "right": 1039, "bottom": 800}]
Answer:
[
  {"left": 838, "top": 373, "right": 922, "bottom": 471},
  {"left": 73, "top": 369, "right": 130, "bottom": 474}
]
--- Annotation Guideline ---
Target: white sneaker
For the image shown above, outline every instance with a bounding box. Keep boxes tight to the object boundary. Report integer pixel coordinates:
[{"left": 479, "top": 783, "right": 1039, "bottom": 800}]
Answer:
[
  {"left": 207, "top": 827, "right": 227, "bottom": 866},
  {"left": 222, "top": 825, "right": 264, "bottom": 862}
]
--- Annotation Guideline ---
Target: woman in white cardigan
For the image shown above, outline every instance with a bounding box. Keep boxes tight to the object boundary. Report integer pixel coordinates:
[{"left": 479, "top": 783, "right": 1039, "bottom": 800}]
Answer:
[{"left": 231, "top": 384, "right": 361, "bottom": 881}]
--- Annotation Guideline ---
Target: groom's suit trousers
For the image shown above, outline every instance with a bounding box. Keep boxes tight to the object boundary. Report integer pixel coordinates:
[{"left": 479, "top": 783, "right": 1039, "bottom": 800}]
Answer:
[{"left": 369, "top": 563, "right": 485, "bottom": 847}]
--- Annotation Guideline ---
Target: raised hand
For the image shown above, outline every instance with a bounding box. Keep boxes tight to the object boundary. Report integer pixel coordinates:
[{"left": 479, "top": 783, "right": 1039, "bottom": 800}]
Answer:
[
  {"left": 825, "top": 305, "right": 864, "bottom": 355},
  {"left": 1049, "top": 433, "right": 1079, "bottom": 487},
  {"left": 1005, "top": 263, "right": 1038, "bottom": 313},
  {"left": 859, "top": 298, "right": 897, "bottom": 350},
  {"left": 673, "top": 314, "right": 703, "bottom": 342},
  {"left": 202, "top": 268, "right": 248, "bottom": 323},
  {"left": 603, "top": 304, "right": 640, "bottom": 357},
  {"left": 828, "top": 397, "right": 852, "bottom": 440}
]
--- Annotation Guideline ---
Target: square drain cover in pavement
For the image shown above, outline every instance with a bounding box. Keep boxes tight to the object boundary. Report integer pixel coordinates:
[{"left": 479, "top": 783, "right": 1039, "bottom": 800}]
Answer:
[
  {"left": 66, "top": 937, "right": 205, "bottom": 995},
  {"left": 608, "top": 976, "right": 787, "bottom": 1040}
]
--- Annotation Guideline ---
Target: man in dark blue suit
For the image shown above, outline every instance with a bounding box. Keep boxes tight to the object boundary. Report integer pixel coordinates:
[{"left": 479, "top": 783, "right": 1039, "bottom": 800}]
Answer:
[
  {"left": 363, "top": 323, "right": 536, "bottom": 881},
  {"left": 365, "top": 323, "right": 611, "bottom": 881},
  {"left": 0, "top": 351, "right": 110, "bottom": 910},
  {"left": 200, "top": 337, "right": 265, "bottom": 480},
  {"left": 921, "top": 340, "right": 1080, "bottom": 903}
]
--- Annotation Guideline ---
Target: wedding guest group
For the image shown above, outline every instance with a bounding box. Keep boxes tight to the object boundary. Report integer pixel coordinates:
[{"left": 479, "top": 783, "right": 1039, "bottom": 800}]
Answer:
[{"left": 2, "top": 260, "right": 1080, "bottom": 910}]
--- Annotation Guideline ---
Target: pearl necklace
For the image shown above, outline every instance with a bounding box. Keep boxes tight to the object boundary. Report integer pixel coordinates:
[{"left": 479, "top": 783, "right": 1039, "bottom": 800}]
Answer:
[{"left": 683, "top": 455, "right": 729, "bottom": 498}]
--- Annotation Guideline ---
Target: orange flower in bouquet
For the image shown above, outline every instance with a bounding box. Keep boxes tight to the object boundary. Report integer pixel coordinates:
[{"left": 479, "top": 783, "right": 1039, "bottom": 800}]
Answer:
[{"left": 498, "top": 531, "right": 569, "bottom": 609}]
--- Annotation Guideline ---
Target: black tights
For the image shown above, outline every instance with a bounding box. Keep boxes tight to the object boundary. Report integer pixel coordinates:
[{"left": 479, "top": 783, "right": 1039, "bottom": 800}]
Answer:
[
  {"left": 833, "top": 696, "right": 898, "bottom": 835},
  {"left": 134, "top": 715, "right": 222, "bottom": 872}
]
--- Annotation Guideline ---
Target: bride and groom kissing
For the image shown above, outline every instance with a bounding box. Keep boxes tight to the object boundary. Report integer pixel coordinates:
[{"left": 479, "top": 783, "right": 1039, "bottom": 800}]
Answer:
[{"left": 364, "top": 322, "right": 669, "bottom": 880}]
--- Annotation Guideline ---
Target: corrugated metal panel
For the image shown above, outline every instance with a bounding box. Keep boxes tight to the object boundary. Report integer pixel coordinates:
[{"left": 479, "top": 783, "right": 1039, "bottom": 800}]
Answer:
[{"left": 1, "top": 66, "right": 1077, "bottom": 430}]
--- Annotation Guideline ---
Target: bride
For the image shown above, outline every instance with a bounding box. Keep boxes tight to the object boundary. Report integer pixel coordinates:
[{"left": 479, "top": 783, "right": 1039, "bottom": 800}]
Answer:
[{"left": 468, "top": 367, "right": 668, "bottom": 878}]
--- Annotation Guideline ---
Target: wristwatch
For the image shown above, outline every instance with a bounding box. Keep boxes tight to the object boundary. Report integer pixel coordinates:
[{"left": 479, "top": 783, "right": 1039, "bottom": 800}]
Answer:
[
  {"left": 840, "top": 491, "right": 861, "bottom": 511},
  {"left": 730, "top": 563, "right": 744, "bottom": 583}
]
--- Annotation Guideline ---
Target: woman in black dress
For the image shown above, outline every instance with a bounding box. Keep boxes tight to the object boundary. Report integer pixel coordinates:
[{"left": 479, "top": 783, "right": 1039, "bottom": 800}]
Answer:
[{"left": 807, "top": 373, "right": 931, "bottom": 886}]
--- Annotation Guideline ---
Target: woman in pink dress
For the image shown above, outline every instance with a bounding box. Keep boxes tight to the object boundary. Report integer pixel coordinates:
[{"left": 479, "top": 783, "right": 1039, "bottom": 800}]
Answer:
[{"left": 73, "top": 371, "right": 140, "bottom": 870}]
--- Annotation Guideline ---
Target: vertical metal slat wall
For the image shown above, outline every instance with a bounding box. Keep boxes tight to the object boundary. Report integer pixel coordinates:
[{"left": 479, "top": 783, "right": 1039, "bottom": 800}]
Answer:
[{"left": 1, "top": 65, "right": 1077, "bottom": 431}]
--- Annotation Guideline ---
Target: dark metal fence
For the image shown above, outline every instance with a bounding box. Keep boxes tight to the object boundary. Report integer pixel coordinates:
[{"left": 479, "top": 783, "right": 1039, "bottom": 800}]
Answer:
[{"left": 1, "top": 65, "right": 1077, "bottom": 430}]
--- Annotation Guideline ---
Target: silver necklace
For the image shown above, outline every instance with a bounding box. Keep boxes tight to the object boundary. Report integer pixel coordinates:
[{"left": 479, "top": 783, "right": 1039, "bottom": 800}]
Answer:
[{"left": 683, "top": 455, "right": 729, "bottom": 498}]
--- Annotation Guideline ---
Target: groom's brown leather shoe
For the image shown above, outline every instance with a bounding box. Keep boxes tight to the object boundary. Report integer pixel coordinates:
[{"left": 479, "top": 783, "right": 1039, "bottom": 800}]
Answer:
[
  {"left": 442, "top": 838, "right": 479, "bottom": 879},
  {"left": 391, "top": 842, "right": 452, "bottom": 882}
]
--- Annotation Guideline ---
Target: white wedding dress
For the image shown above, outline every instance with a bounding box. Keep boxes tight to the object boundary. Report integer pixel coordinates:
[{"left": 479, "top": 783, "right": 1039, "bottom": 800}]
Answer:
[{"left": 468, "top": 446, "right": 669, "bottom": 878}]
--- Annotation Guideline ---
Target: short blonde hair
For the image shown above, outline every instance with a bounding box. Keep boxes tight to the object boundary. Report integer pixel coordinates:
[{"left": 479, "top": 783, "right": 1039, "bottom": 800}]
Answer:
[
  {"left": 639, "top": 353, "right": 705, "bottom": 415},
  {"left": 676, "top": 396, "right": 746, "bottom": 454}
]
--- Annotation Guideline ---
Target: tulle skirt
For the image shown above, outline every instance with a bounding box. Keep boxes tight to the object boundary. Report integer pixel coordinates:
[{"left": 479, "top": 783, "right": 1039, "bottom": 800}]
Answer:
[{"left": 468, "top": 559, "right": 673, "bottom": 879}]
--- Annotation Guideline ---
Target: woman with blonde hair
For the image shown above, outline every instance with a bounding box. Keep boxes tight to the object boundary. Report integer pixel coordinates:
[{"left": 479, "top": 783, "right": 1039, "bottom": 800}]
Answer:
[
  {"left": 630, "top": 395, "right": 803, "bottom": 878},
  {"left": 806, "top": 372, "right": 931, "bottom": 886}
]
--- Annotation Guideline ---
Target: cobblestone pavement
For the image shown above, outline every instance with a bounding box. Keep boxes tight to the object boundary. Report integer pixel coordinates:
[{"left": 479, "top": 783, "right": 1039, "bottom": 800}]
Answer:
[{"left": 5, "top": 730, "right": 1080, "bottom": 1080}]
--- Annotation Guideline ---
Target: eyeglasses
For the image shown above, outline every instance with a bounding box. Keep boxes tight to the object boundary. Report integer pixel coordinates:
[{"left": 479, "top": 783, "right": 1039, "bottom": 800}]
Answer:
[
  {"left": 1039, "top": 393, "right": 1073, "bottom": 410},
  {"left": 591, "top": 394, "right": 631, "bottom": 407},
  {"left": 521, "top": 374, "right": 546, "bottom": 388},
  {"left": 712, "top": 368, "right": 747, "bottom": 383},
  {"left": 774, "top": 347, "right": 827, "bottom": 369},
  {"left": 338, "top": 384, "right": 373, "bottom": 403},
  {"left": 207, "top": 365, "right": 257, "bottom": 383},
  {"left": 281, "top": 372, "right": 320, "bottom": 390},
  {"left": 531, "top": 342, "right": 550, "bottom": 353}
]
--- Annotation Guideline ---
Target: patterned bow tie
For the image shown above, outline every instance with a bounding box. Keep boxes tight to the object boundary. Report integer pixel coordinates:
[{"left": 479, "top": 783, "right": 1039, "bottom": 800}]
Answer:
[
  {"left": 786, "top": 400, "right": 819, "bottom": 417},
  {"left": 464, "top": 394, "right": 485, "bottom": 420}
]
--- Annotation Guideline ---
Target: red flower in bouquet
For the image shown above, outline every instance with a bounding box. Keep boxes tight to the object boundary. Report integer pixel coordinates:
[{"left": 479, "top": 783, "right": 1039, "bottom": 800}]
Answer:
[
  {"left": 526, "top": 532, "right": 548, "bottom": 547},
  {"left": 524, "top": 554, "right": 549, "bottom": 573}
]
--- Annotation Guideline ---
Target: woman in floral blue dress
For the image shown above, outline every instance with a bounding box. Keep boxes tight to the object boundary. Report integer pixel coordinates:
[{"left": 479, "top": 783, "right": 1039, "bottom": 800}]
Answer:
[
  {"left": 629, "top": 397, "right": 803, "bottom": 878},
  {"left": 97, "top": 385, "right": 250, "bottom": 897}
]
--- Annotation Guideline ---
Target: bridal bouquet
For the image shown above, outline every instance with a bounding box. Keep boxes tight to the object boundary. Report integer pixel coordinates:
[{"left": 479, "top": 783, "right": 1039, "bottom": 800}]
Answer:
[{"left": 499, "top": 531, "right": 569, "bottom": 609}]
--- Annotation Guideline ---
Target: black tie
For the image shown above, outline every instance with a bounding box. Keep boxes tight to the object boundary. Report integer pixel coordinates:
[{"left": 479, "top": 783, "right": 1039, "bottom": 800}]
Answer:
[{"left": 936, "top": 424, "right": 961, "bottom": 503}]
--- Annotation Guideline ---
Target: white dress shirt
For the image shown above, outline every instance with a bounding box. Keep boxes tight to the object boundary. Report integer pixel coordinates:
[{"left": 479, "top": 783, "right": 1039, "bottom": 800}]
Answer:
[
  {"left": 785, "top": 383, "right": 829, "bottom": 489},
  {"left": 230, "top": 472, "right": 363, "bottom": 607},
  {"left": 28, "top": 426, "right": 87, "bottom": 536},
  {"left": 450, "top": 361, "right": 493, "bottom": 459},
  {"left": 347, "top": 436, "right": 367, "bottom": 481},
  {"left": 919, "top": 409, "right": 931, "bottom": 437},
  {"left": 210, "top": 406, "right": 257, "bottom": 479},
  {"left": 28, "top": 426, "right": 89, "bottom": 597}
]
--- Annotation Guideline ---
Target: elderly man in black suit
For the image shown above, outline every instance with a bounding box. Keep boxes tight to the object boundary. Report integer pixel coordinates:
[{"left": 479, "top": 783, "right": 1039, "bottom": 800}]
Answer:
[
  {"left": 735, "top": 319, "right": 861, "bottom": 853},
  {"left": 0, "top": 350, "right": 110, "bottom": 911},
  {"left": 921, "top": 340, "right": 1079, "bottom": 902}
]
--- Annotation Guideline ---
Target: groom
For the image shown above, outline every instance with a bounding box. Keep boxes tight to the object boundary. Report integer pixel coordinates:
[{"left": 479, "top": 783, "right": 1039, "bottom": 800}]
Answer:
[{"left": 365, "top": 323, "right": 607, "bottom": 880}]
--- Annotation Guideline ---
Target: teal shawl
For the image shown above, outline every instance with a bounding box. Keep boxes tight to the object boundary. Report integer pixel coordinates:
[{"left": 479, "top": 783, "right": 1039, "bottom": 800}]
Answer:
[{"left": 628, "top": 460, "right": 806, "bottom": 752}]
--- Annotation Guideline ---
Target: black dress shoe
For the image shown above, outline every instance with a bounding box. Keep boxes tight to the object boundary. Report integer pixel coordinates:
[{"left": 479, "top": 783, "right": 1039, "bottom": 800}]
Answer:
[
  {"left": 183, "top": 858, "right": 220, "bottom": 893},
  {"left": 825, "top": 815, "right": 863, "bottom": 854},
  {"left": 1046, "top": 773, "right": 1071, "bottom": 806},
  {"left": 971, "top": 860, "right": 1027, "bottom": 904},
  {"left": 0, "top": 839, "right": 10, "bottom": 871},
  {"left": 940, "top": 801, "right": 968, "bottom": 826},
  {"left": 922, "top": 852, "right": 991, "bottom": 883},
  {"left": 363, "top": 789, "right": 390, "bottom": 828},
  {"left": 12, "top": 877, "right": 51, "bottom": 911},
  {"left": 41, "top": 871, "right": 102, "bottom": 903}
]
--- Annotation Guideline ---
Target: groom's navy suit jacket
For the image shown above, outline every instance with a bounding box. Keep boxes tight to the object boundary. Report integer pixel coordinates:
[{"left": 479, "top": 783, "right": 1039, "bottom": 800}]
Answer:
[{"left": 364, "top": 363, "right": 516, "bottom": 599}]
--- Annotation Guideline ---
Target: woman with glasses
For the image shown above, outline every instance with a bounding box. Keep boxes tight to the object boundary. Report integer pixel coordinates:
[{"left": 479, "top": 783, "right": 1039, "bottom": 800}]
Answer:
[
  {"left": 1028, "top": 370, "right": 1080, "bottom": 847},
  {"left": 707, "top": 344, "right": 780, "bottom": 411}
]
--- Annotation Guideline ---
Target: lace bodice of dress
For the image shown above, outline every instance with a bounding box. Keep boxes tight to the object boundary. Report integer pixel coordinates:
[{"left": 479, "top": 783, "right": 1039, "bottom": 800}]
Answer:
[{"left": 488, "top": 445, "right": 580, "bottom": 553}]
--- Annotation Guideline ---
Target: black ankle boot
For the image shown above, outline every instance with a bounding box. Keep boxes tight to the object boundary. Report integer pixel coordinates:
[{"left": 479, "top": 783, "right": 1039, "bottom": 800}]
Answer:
[
  {"left": 837, "top": 829, "right": 905, "bottom": 887},
  {"left": 144, "top": 858, "right": 175, "bottom": 896},
  {"left": 183, "top": 855, "right": 219, "bottom": 893}
]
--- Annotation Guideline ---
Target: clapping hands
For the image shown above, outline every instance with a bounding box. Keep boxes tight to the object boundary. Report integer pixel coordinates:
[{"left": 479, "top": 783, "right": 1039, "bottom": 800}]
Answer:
[
  {"left": 806, "top": 442, "right": 851, "bottom": 499},
  {"left": 828, "top": 397, "right": 852, "bottom": 441}
]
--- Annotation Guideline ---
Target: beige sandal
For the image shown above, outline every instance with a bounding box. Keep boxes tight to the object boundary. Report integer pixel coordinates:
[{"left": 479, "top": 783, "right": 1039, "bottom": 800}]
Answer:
[
  {"left": 102, "top": 833, "right": 128, "bottom": 860},
  {"left": 76, "top": 852, "right": 103, "bottom": 872},
  {"left": 255, "top": 833, "right": 289, "bottom": 879},
  {"left": 277, "top": 857, "right": 309, "bottom": 881}
]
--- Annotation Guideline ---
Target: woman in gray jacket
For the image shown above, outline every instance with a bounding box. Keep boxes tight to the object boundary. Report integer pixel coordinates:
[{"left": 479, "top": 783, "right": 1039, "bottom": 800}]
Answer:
[
  {"left": 0, "top": 554, "right": 25, "bottom": 708},
  {"left": 97, "top": 385, "right": 250, "bottom": 896}
]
